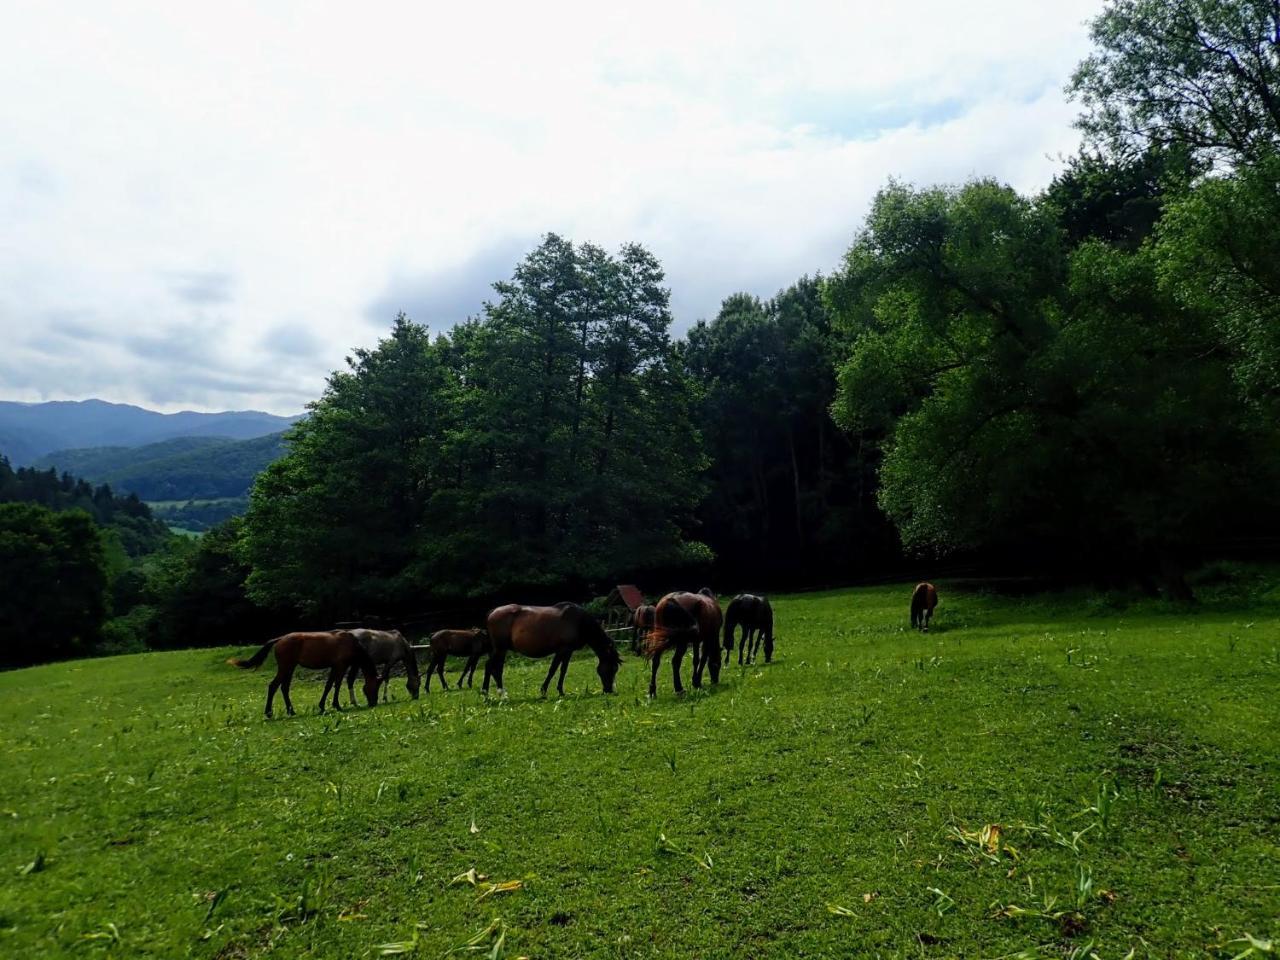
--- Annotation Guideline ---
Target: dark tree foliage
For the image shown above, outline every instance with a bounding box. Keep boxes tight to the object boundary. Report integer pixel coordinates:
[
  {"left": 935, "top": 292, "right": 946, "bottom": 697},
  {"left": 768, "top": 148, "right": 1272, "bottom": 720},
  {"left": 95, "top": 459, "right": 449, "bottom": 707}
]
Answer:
[
  {"left": 0, "top": 457, "right": 170, "bottom": 556},
  {"left": 0, "top": 503, "right": 109, "bottom": 666},
  {"left": 1042, "top": 147, "right": 1201, "bottom": 249},
  {"left": 685, "top": 278, "right": 894, "bottom": 586},
  {"left": 1070, "top": 0, "right": 1280, "bottom": 166},
  {"left": 241, "top": 237, "right": 707, "bottom": 617},
  {"left": 148, "top": 519, "right": 286, "bottom": 649}
]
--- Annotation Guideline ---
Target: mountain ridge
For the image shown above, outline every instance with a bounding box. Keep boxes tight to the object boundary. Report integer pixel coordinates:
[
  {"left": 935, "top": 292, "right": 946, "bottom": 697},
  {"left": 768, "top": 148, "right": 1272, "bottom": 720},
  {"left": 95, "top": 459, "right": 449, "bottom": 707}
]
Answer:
[{"left": 0, "top": 399, "right": 301, "bottom": 465}]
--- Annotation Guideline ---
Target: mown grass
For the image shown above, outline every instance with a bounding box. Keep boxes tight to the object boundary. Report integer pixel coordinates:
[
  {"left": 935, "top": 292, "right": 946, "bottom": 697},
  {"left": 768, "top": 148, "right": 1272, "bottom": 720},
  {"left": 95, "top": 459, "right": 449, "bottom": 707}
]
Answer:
[{"left": 1, "top": 582, "right": 1277, "bottom": 958}]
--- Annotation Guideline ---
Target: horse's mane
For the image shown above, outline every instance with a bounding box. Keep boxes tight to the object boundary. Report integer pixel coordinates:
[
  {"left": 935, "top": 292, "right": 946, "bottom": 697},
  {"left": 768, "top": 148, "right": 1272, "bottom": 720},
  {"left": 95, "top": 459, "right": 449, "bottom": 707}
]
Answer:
[{"left": 560, "top": 603, "right": 621, "bottom": 664}]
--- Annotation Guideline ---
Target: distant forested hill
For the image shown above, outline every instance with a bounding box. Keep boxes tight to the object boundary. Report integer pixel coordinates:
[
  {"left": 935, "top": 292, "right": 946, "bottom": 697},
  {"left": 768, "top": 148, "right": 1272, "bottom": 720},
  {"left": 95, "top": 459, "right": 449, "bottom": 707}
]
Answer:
[
  {"left": 33, "top": 432, "right": 290, "bottom": 501},
  {"left": 0, "top": 399, "right": 298, "bottom": 465}
]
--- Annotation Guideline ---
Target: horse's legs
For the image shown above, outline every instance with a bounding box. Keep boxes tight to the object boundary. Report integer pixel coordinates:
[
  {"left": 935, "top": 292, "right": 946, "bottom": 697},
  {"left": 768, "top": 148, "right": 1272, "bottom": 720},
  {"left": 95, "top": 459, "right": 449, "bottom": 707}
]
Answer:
[
  {"left": 380, "top": 663, "right": 393, "bottom": 702},
  {"left": 739, "top": 625, "right": 748, "bottom": 665},
  {"left": 556, "top": 650, "right": 570, "bottom": 696},
  {"left": 318, "top": 672, "right": 332, "bottom": 714},
  {"left": 463, "top": 653, "right": 480, "bottom": 686},
  {"left": 434, "top": 653, "right": 450, "bottom": 690},
  {"left": 345, "top": 664, "right": 358, "bottom": 705},
  {"left": 540, "top": 652, "right": 563, "bottom": 697},
  {"left": 332, "top": 667, "right": 346, "bottom": 710},
  {"left": 648, "top": 650, "right": 664, "bottom": 697},
  {"left": 691, "top": 637, "right": 705, "bottom": 689},
  {"left": 672, "top": 641, "right": 688, "bottom": 695},
  {"left": 266, "top": 672, "right": 281, "bottom": 719},
  {"left": 484, "top": 650, "right": 506, "bottom": 694},
  {"left": 281, "top": 668, "right": 295, "bottom": 716}
]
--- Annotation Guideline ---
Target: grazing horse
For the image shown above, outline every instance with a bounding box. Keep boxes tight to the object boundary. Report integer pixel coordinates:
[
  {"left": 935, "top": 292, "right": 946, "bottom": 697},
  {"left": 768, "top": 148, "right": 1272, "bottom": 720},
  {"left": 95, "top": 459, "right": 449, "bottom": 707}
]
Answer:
[
  {"left": 724, "top": 594, "right": 774, "bottom": 665},
  {"left": 911, "top": 582, "right": 938, "bottom": 632},
  {"left": 425, "top": 627, "right": 490, "bottom": 691},
  {"left": 227, "top": 631, "right": 378, "bottom": 718},
  {"left": 645, "top": 591, "right": 723, "bottom": 697},
  {"left": 344, "top": 628, "right": 420, "bottom": 705},
  {"left": 632, "top": 604, "right": 656, "bottom": 650},
  {"left": 483, "top": 602, "right": 621, "bottom": 697}
]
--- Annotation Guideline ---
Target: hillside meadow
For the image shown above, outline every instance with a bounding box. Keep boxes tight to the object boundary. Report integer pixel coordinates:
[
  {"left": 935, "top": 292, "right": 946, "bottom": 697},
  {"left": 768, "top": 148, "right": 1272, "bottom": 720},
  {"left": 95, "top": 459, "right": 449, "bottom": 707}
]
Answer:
[{"left": 0, "top": 582, "right": 1276, "bottom": 959}]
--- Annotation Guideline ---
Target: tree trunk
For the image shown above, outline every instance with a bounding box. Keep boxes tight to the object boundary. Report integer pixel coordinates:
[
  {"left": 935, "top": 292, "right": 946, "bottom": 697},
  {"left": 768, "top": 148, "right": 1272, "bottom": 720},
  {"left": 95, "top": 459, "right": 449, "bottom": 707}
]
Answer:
[{"left": 788, "top": 426, "right": 803, "bottom": 547}]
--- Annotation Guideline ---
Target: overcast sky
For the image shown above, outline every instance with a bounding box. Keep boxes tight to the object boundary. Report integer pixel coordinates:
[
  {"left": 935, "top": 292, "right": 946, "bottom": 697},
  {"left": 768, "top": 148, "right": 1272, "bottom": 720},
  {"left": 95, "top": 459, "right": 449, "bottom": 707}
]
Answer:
[{"left": 1, "top": 1, "right": 1103, "bottom": 415}]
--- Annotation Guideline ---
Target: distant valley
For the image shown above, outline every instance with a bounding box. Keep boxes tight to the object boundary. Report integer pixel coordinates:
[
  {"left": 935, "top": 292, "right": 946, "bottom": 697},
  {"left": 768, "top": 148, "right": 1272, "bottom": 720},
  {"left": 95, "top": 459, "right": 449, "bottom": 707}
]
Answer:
[{"left": 1, "top": 400, "right": 299, "bottom": 530}]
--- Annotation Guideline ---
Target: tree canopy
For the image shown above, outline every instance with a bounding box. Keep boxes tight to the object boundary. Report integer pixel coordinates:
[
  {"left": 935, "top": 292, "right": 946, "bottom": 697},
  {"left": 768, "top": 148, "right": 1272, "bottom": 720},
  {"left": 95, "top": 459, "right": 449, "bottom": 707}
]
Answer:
[{"left": 1070, "top": 0, "right": 1280, "bottom": 165}]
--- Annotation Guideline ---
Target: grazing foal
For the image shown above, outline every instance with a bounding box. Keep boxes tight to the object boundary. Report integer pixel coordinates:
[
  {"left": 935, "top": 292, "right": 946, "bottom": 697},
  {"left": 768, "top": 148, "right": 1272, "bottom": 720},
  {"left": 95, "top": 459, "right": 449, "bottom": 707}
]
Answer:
[
  {"left": 425, "top": 627, "right": 490, "bottom": 691},
  {"left": 344, "top": 628, "right": 420, "bottom": 705}
]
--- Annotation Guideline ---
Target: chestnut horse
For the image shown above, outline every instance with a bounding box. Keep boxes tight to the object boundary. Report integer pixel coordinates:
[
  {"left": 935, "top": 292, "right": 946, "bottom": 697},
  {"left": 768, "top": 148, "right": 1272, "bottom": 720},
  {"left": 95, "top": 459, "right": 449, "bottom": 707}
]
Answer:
[
  {"left": 645, "top": 590, "right": 723, "bottom": 697},
  {"left": 483, "top": 602, "right": 621, "bottom": 697},
  {"left": 344, "top": 628, "right": 420, "bottom": 705},
  {"left": 911, "top": 582, "right": 938, "bottom": 632},
  {"left": 425, "top": 627, "right": 490, "bottom": 691},
  {"left": 724, "top": 593, "right": 774, "bottom": 665},
  {"left": 228, "top": 631, "right": 379, "bottom": 718}
]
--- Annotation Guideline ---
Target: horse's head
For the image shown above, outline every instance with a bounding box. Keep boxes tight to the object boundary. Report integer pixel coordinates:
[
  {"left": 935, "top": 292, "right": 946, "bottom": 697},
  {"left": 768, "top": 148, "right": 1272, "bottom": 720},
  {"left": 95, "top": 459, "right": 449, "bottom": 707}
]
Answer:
[
  {"left": 405, "top": 672, "right": 421, "bottom": 699},
  {"left": 362, "top": 673, "right": 380, "bottom": 707},
  {"left": 596, "top": 645, "right": 622, "bottom": 694}
]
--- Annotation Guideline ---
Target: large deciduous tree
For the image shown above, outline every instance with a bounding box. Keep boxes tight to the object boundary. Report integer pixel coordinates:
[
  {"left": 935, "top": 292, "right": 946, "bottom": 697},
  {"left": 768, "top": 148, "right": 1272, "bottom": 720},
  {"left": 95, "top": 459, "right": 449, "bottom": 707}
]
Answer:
[
  {"left": 828, "top": 179, "right": 1279, "bottom": 595},
  {"left": 1069, "top": 0, "right": 1280, "bottom": 166}
]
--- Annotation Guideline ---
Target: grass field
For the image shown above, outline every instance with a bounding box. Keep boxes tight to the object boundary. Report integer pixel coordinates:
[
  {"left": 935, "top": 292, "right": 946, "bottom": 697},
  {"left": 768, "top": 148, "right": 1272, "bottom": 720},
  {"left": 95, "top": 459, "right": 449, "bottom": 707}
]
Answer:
[{"left": 1, "top": 581, "right": 1277, "bottom": 958}]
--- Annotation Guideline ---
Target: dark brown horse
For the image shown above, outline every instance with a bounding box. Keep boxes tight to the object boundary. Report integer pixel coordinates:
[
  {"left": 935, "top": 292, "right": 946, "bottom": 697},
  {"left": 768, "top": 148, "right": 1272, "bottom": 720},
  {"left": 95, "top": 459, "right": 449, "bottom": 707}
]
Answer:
[
  {"left": 228, "top": 631, "right": 379, "bottom": 718},
  {"left": 645, "top": 591, "right": 723, "bottom": 697},
  {"left": 632, "top": 604, "right": 656, "bottom": 650},
  {"left": 911, "top": 582, "right": 938, "bottom": 632},
  {"left": 483, "top": 602, "right": 621, "bottom": 697},
  {"left": 425, "top": 627, "right": 490, "bottom": 690},
  {"left": 344, "top": 628, "right": 420, "bottom": 704},
  {"left": 724, "top": 593, "right": 774, "bottom": 665}
]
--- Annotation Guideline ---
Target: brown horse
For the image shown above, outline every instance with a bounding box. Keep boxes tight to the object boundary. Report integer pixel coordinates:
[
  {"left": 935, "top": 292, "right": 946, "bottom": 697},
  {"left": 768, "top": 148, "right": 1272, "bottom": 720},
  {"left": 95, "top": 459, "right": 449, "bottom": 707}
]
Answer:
[
  {"left": 645, "top": 591, "right": 723, "bottom": 697},
  {"left": 483, "top": 602, "right": 621, "bottom": 697},
  {"left": 911, "top": 582, "right": 938, "bottom": 632},
  {"left": 724, "top": 593, "right": 774, "bottom": 665},
  {"left": 425, "top": 627, "right": 490, "bottom": 691},
  {"left": 228, "top": 631, "right": 379, "bottom": 718},
  {"left": 632, "top": 604, "right": 656, "bottom": 650}
]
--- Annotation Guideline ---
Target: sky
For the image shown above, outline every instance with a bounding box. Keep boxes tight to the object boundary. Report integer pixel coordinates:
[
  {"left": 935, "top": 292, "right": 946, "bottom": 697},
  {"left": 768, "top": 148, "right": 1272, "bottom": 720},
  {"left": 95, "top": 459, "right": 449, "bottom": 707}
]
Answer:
[{"left": 1, "top": 0, "right": 1104, "bottom": 415}]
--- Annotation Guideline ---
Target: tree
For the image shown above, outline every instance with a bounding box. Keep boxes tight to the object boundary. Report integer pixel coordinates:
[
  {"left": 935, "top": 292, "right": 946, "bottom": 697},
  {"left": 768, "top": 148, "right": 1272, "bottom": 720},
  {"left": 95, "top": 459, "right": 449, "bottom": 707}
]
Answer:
[
  {"left": 1069, "top": 0, "right": 1280, "bottom": 166},
  {"left": 828, "top": 179, "right": 1278, "bottom": 594},
  {"left": 0, "top": 503, "right": 109, "bottom": 666},
  {"left": 240, "top": 238, "right": 708, "bottom": 613},
  {"left": 1155, "top": 152, "right": 1280, "bottom": 399},
  {"left": 240, "top": 314, "right": 450, "bottom": 616},
  {"left": 150, "top": 519, "right": 285, "bottom": 649}
]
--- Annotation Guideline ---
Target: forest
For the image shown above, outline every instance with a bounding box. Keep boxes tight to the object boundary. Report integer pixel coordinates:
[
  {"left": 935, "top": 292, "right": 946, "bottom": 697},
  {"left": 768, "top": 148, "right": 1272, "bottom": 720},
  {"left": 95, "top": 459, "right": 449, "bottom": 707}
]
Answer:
[{"left": 3, "top": 0, "right": 1279, "bottom": 665}]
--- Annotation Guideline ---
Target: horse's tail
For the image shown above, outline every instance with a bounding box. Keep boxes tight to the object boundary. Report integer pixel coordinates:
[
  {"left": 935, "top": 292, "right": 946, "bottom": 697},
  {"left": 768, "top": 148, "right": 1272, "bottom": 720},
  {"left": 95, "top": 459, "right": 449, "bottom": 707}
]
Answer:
[
  {"left": 644, "top": 597, "right": 698, "bottom": 657},
  {"left": 226, "top": 637, "right": 280, "bottom": 669},
  {"left": 722, "top": 599, "right": 738, "bottom": 651}
]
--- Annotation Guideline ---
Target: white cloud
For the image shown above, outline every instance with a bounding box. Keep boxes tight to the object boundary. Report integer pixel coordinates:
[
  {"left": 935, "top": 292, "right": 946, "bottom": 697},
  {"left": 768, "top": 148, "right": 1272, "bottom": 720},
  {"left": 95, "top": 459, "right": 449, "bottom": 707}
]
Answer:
[{"left": 0, "top": 0, "right": 1102, "bottom": 414}]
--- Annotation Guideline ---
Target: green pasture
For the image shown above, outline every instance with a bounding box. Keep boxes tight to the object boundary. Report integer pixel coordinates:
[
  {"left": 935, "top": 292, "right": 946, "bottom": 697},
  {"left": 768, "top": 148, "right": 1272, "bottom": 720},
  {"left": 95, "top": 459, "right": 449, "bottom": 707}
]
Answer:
[{"left": 0, "top": 582, "right": 1276, "bottom": 958}]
